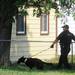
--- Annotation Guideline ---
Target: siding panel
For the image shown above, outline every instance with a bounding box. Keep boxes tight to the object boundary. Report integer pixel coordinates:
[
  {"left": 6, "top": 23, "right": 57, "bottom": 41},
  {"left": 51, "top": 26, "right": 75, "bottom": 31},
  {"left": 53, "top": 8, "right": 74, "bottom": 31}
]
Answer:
[{"left": 10, "top": 8, "right": 57, "bottom": 62}]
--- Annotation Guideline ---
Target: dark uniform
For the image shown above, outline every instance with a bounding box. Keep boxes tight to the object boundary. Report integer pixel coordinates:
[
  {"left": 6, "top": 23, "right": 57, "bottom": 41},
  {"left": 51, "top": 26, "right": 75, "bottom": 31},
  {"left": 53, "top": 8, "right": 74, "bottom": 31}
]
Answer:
[{"left": 57, "top": 30, "right": 75, "bottom": 68}]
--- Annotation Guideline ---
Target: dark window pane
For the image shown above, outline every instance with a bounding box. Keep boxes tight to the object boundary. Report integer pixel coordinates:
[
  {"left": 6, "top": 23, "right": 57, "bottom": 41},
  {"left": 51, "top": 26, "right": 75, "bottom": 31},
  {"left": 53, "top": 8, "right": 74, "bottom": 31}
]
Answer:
[
  {"left": 17, "top": 15, "right": 24, "bottom": 32},
  {"left": 16, "top": 15, "right": 26, "bottom": 35}
]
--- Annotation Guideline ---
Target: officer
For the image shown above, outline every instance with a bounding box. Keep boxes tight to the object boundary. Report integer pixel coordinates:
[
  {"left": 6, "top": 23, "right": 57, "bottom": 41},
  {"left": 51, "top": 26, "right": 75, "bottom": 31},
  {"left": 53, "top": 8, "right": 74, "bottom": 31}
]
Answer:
[{"left": 50, "top": 24, "right": 75, "bottom": 69}]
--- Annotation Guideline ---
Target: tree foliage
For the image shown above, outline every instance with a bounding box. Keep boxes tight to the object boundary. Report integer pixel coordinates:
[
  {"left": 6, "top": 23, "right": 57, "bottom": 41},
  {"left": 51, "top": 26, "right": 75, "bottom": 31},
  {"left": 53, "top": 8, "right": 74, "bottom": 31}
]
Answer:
[
  {"left": 0, "top": 0, "right": 75, "bottom": 24},
  {"left": 15, "top": 0, "right": 75, "bottom": 17},
  {"left": 15, "top": 0, "right": 57, "bottom": 16}
]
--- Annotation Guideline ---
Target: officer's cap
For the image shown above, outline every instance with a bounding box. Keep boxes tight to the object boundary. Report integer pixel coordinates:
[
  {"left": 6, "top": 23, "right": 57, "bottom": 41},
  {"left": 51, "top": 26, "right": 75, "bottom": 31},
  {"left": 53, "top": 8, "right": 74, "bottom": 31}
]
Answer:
[{"left": 62, "top": 25, "right": 69, "bottom": 29}]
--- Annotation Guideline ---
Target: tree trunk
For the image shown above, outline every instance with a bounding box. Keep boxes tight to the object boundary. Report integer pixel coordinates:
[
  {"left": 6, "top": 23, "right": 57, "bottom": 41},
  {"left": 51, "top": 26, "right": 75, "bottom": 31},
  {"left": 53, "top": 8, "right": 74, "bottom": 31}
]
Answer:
[
  {"left": 0, "top": 21, "right": 12, "bottom": 66},
  {"left": 0, "top": 0, "right": 17, "bottom": 66}
]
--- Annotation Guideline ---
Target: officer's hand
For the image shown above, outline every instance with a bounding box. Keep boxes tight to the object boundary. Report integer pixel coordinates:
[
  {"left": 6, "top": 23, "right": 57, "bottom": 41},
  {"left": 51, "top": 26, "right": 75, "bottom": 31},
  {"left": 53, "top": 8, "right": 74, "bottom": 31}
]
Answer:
[{"left": 50, "top": 44, "right": 54, "bottom": 48}]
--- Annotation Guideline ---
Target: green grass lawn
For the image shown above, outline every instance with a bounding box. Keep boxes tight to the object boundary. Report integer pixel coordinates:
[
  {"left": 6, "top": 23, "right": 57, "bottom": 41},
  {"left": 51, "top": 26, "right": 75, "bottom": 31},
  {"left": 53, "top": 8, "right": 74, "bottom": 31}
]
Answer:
[
  {"left": 0, "top": 69, "right": 75, "bottom": 75},
  {"left": 0, "top": 55, "right": 75, "bottom": 75},
  {"left": 0, "top": 65, "right": 75, "bottom": 75},
  {"left": 0, "top": 68, "right": 75, "bottom": 75}
]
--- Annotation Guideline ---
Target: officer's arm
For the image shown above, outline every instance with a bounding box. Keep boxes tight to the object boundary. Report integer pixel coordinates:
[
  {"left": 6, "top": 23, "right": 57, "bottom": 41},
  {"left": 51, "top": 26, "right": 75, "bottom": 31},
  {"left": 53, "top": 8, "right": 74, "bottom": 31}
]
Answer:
[
  {"left": 50, "top": 37, "right": 59, "bottom": 48},
  {"left": 72, "top": 34, "right": 75, "bottom": 41},
  {"left": 50, "top": 32, "right": 62, "bottom": 48}
]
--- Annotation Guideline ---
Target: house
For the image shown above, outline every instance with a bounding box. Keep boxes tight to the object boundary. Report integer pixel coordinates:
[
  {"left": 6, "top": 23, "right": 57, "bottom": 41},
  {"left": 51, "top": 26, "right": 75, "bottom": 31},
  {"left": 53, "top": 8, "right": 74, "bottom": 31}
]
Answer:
[{"left": 10, "top": 7, "right": 58, "bottom": 63}]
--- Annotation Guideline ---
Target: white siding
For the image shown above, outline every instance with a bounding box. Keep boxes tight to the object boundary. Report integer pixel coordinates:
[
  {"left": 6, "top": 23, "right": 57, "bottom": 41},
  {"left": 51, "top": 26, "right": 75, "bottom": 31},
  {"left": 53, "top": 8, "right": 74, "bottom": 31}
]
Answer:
[{"left": 10, "top": 8, "right": 57, "bottom": 62}]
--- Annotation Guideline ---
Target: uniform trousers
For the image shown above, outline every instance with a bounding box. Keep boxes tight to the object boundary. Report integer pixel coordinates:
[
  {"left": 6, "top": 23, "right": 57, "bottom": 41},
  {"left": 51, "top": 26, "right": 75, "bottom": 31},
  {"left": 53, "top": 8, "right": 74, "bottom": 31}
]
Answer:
[{"left": 58, "top": 44, "right": 71, "bottom": 68}]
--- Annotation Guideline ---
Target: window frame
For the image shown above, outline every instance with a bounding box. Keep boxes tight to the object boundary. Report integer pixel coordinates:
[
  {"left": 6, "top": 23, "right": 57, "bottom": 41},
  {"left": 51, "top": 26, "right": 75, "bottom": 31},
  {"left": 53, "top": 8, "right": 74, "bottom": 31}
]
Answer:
[
  {"left": 40, "top": 13, "right": 49, "bottom": 35},
  {"left": 16, "top": 14, "right": 26, "bottom": 35}
]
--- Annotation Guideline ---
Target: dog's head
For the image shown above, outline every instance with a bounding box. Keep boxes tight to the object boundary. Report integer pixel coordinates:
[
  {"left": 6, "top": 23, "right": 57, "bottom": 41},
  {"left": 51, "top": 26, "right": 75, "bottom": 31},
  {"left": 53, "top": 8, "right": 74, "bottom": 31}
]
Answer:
[{"left": 17, "top": 56, "right": 25, "bottom": 64}]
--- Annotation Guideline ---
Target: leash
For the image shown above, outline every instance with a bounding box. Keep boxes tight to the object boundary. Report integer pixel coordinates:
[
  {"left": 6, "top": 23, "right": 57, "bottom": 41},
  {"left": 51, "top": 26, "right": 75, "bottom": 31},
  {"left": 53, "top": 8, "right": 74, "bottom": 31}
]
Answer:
[{"left": 31, "top": 47, "right": 50, "bottom": 57}]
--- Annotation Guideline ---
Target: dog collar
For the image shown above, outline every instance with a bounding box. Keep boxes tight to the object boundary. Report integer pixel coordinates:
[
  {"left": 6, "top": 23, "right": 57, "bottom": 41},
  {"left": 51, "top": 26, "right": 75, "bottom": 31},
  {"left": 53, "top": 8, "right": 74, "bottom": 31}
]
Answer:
[{"left": 24, "top": 58, "right": 27, "bottom": 62}]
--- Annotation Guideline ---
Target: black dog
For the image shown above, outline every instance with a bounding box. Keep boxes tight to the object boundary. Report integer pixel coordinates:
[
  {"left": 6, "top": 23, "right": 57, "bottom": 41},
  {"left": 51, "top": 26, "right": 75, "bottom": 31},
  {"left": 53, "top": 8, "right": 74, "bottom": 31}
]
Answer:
[{"left": 17, "top": 56, "right": 53, "bottom": 70}]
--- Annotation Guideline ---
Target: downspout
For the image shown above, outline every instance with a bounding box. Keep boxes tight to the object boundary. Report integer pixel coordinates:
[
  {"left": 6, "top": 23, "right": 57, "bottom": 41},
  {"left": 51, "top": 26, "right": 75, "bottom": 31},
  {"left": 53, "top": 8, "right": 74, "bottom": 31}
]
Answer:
[{"left": 55, "top": 16, "right": 58, "bottom": 58}]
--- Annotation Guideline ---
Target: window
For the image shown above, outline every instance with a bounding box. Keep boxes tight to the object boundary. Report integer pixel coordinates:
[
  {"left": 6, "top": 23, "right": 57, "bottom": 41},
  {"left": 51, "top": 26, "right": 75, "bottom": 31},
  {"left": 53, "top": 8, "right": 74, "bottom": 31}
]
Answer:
[
  {"left": 40, "top": 14, "right": 49, "bottom": 35},
  {"left": 16, "top": 14, "right": 26, "bottom": 35}
]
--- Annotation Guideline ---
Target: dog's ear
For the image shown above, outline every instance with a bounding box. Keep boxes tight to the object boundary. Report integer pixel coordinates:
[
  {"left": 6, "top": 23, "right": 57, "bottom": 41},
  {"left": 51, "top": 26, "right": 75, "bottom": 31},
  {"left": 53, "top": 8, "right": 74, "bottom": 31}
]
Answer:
[{"left": 22, "top": 56, "right": 24, "bottom": 58}]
